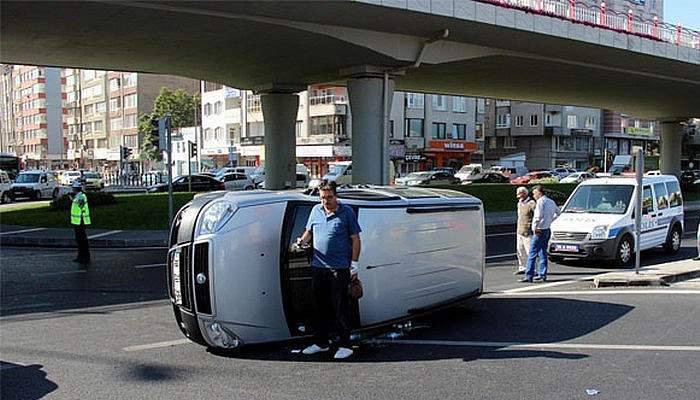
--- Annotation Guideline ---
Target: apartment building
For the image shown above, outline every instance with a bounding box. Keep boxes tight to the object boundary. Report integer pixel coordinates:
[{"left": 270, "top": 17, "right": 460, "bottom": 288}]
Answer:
[
  {"left": 0, "top": 65, "right": 66, "bottom": 169},
  {"left": 483, "top": 100, "right": 603, "bottom": 170},
  {"left": 63, "top": 69, "right": 198, "bottom": 171},
  {"left": 200, "top": 84, "right": 478, "bottom": 177}
]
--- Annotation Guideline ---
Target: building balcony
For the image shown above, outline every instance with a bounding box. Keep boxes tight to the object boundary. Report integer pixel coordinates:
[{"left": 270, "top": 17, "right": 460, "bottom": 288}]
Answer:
[{"left": 544, "top": 126, "right": 563, "bottom": 135}]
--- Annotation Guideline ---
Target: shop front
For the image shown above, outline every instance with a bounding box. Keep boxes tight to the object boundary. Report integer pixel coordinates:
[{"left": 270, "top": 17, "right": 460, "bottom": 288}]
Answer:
[
  {"left": 423, "top": 140, "right": 477, "bottom": 170},
  {"left": 238, "top": 137, "right": 264, "bottom": 168},
  {"left": 296, "top": 144, "right": 350, "bottom": 179}
]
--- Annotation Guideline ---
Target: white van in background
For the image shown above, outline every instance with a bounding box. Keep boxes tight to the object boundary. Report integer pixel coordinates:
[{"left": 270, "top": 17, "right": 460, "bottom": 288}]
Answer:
[
  {"left": 455, "top": 163, "right": 483, "bottom": 181},
  {"left": 549, "top": 175, "right": 684, "bottom": 266}
]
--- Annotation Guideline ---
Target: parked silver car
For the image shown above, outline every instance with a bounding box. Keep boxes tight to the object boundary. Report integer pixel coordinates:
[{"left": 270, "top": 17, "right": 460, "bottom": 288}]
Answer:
[{"left": 220, "top": 173, "right": 255, "bottom": 191}]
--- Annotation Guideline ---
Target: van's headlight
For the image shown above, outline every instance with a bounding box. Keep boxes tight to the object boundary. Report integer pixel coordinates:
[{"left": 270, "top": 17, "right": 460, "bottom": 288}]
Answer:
[
  {"left": 196, "top": 200, "right": 237, "bottom": 237},
  {"left": 590, "top": 225, "right": 609, "bottom": 240}
]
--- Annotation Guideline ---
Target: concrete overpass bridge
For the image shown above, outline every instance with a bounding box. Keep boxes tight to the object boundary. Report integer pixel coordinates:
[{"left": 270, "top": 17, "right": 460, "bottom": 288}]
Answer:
[{"left": 2, "top": 0, "right": 698, "bottom": 187}]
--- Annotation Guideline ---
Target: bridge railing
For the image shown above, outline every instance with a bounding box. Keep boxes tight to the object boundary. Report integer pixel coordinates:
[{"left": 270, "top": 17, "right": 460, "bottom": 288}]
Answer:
[{"left": 476, "top": 0, "right": 699, "bottom": 50}]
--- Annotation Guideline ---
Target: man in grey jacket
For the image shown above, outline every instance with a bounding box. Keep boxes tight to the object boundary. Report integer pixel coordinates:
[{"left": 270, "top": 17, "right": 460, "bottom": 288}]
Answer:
[{"left": 515, "top": 187, "right": 536, "bottom": 275}]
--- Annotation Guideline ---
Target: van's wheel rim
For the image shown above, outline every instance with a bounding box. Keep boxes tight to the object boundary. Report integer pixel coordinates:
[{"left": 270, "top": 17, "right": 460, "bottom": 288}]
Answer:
[
  {"left": 672, "top": 230, "right": 681, "bottom": 251},
  {"left": 619, "top": 240, "right": 632, "bottom": 263}
]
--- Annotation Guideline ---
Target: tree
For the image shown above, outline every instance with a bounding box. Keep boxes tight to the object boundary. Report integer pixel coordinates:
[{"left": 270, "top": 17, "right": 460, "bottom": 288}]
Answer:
[{"left": 140, "top": 88, "right": 201, "bottom": 161}]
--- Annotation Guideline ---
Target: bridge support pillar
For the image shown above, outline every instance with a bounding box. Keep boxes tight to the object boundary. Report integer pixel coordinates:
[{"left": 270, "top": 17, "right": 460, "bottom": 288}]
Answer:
[
  {"left": 659, "top": 121, "right": 683, "bottom": 177},
  {"left": 260, "top": 90, "right": 300, "bottom": 190},
  {"left": 347, "top": 70, "right": 395, "bottom": 185}
]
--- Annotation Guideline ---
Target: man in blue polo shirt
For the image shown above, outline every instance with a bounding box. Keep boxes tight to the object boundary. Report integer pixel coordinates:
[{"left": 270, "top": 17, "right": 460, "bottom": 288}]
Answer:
[{"left": 296, "top": 180, "right": 361, "bottom": 359}]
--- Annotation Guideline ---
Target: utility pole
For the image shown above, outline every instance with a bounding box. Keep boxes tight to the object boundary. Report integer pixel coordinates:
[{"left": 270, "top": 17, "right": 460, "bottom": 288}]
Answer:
[
  {"left": 634, "top": 148, "right": 643, "bottom": 274},
  {"left": 77, "top": 71, "right": 84, "bottom": 170},
  {"left": 187, "top": 140, "right": 192, "bottom": 192}
]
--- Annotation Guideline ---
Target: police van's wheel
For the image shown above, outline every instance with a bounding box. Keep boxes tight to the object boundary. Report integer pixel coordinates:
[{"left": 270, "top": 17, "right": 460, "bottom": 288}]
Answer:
[
  {"left": 615, "top": 235, "right": 634, "bottom": 267},
  {"left": 664, "top": 224, "right": 682, "bottom": 254},
  {"left": 1, "top": 192, "right": 10, "bottom": 204},
  {"left": 52, "top": 188, "right": 59, "bottom": 199},
  {"left": 34, "top": 190, "right": 42, "bottom": 200}
]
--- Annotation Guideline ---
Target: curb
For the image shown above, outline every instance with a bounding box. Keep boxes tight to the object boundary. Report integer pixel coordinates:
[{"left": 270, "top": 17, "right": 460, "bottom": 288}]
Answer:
[
  {"left": 594, "top": 267, "right": 700, "bottom": 288},
  {"left": 0, "top": 236, "right": 167, "bottom": 249}
]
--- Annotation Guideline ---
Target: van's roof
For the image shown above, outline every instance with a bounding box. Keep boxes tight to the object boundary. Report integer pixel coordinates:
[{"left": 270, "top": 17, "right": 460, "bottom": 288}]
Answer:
[
  {"left": 579, "top": 175, "right": 678, "bottom": 186},
  {"left": 217, "top": 185, "right": 481, "bottom": 208}
]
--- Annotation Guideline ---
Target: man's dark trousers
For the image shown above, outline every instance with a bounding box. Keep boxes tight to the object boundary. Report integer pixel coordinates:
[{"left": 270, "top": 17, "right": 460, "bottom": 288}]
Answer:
[
  {"left": 73, "top": 223, "right": 90, "bottom": 263},
  {"left": 310, "top": 267, "right": 351, "bottom": 348}
]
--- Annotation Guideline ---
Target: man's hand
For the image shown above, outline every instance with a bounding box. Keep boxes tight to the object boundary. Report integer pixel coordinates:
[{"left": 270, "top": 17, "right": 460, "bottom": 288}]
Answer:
[{"left": 350, "top": 261, "right": 359, "bottom": 276}]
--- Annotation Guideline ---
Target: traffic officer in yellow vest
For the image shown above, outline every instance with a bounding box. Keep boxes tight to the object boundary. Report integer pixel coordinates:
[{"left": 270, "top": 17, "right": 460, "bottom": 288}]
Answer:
[{"left": 71, "top": 180, "right": 91, "bottom": 264}]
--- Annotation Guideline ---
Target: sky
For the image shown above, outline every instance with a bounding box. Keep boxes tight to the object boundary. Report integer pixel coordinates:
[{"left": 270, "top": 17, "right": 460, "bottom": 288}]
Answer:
[{"left": 664, "top": 0, "right": 700, "bottom": 29}]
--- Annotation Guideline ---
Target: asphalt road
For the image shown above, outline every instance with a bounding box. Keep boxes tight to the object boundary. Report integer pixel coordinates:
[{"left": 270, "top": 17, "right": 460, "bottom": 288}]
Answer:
[{"left": 1, "top": 233, "right": 699, "bottom": 399}]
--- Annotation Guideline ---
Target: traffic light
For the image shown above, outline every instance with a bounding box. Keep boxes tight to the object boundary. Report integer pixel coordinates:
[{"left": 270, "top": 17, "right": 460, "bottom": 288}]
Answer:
[
  {"left": 188, "top": 141, "right": 197, "bottom": 158},
  {"left": 121, "top": 146, "right": 132, "bottom": 159},
  {"left": 149, "top": 116, "right": 160, "bottom": 150}
]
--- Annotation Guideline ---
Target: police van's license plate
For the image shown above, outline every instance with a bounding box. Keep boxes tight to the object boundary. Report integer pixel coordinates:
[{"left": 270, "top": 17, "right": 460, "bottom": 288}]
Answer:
[
  {"left": 172, "top": 250, "right": 182, "bottom": 305},
  {"left": 554, "top": 244, "right": 579, "bottom": 253}
]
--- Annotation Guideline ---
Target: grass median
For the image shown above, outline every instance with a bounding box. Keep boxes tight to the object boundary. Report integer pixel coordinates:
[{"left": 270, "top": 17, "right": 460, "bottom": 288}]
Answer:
[{"left": 0, "top": 193, "right": 195, "bottom": 230}]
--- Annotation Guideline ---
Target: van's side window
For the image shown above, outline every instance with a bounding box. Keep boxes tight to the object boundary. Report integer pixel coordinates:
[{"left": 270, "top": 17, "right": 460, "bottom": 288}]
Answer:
[
  {"left": 653, "top": 183, "right": 668, "bottom": 210},
  {"left": 287, "top": 205, "right": 313, "bottom": 249},
  {"left": 642, "top": 186, "right": 654, "bottom": 214},
  {"left": 666, "top": 181, "right": 683, "bottom": 208}
]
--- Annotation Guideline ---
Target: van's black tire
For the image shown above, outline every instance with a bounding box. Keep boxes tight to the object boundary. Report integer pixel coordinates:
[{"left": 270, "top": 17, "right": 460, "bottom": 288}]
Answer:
[
  {"left": 615, "top": 234, "right": 634, "bottom": 267},
  {"left": 52, "top": 188, "right": 59, "bottom": 199},
  {"left": 1, "top": 192, "right": 11, "bottom": 204},
  {"left": 663, "top": 224, "right": 683, "bottom": 254},
  {"left": 245, "top": 186, "right": 254, "bottom": 190},
  {"left": 34, "top": 190, "right": 42, "bottom": 200}
]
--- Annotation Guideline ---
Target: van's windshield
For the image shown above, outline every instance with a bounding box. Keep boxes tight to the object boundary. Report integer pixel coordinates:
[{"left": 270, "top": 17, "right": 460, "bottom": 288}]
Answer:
[
  {"left": 15, "top": 173, "right": 40, "bottom": 183},
  {"left": 563, "top": 184, "right": 634, "bottom": 214},
  {"left": 326, "top": 164, "right": 347, "bottom": 177}
]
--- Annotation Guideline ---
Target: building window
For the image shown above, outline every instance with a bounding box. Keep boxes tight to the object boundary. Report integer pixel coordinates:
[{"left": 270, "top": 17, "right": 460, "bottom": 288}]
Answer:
[
  {"left": 93, "top": 120, "right": 103, "bottom": 132},
  {"left": 496, "top": 114, "right": 511, "bottom": 129},
  {"left": 431, "top": 95, "right": 447, "bottom": 111},
  {"left": 545, "top": 113, "right": 553, "bottom": 126},
  {"left": 503, "top": 136, "right": 516, "bottom": 148},
  {"left": 203, "top": 103, "right": 212, "bottom": 116},
  {"left": 431, "top": 122, "right": 446, "bottom": 139},
  {"left": 247, "top": 94, "right": 262, "bottom": 112},
  {"left": 214, "top": 127, "right": 222, "bottom": 140},
  {"left": 109, "top": 78, "right": 120, "bottom": 92},
  {"left": 110, "top": 117, "right": 122, "bottom": 131},
  {"left": 452, "top": 124, "right": 466, "bottom": 140},
  {"left": 515, "top": 115, "right": 524, "bottom": 127},
  {"left": 124, "top": 113, "right": 138, "bottom": 128},
  {"left": 489, "top": 137, "right": 498, "bottom": 149},
  {"left": 310, "top": 115, "right": 346, "bottom": 136},
  {"left": 389, "top": 120, "right": 395, "bottom": 138},
  {"left": 83, "top": 104, "right": 94, "bottom": 115},
  {"left": 585, "top": 116, "right": 596, "bottom": 129},
  {"left": 124, "top": 94, "right": 137, "bottom": 108},
  {"left": 82, "top": 70, "right": 96, "bottom": 81},
  {"left": 214, "top": 101, "right": 223, "bottom": 114},
  {"left": 530, "top": 114, "right": 539, "bottom": 126},
  {"left": 109, "top": 97, "right": 120, "bottom": 110},
  {"left": 204, "top": 128, "right": 212, "bottom": 141},
  {"left": 95, "top": 101, "right": 106, "bottom": 113},
  {"left": 405, "top": 118, "right": 424, "bottom": 137},
  {"left": 567, "top": 115, "right": 578, "bottom": 129},
  {"left": 575, "top": 136, "right": 590, "bottom": 152},
  {"left": 123, "top": 73, "right": 137, "bottom": 87},
  {"left": 452, "top": 96, "right": 467, "bottom": 113},
  {"left": 295, "top": 121, "right": 303, "bottom": 137},
  {"left": 204, "top": 82, "right": 222, "bottom": 92},
  {"left": 406, "top": 93, "right": 424, "bottom": 109}
]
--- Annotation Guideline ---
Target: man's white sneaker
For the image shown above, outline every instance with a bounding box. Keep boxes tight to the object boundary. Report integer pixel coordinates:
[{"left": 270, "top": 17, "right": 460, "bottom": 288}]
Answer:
[
  {"left": 333, "top": 347, "right": 353, "bottom": 359},
  {"left": 302, "top": 344, "right": 329, "bottom": 355}
]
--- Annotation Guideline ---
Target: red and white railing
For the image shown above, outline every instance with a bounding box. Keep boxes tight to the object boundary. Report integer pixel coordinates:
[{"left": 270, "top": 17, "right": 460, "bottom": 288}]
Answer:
[{"left": 480, "top": 0, "right": 700, "bottom": 50}]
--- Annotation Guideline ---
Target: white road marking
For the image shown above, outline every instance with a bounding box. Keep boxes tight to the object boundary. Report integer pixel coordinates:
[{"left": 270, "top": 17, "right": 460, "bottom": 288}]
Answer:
[
  {"left": 486, "top": 232, "right": 515, "bottom": 238},
  {"left": 486, "top": 253, "right": 517, "bottom": 260},
  {"left": 0, "top": 227, "right": 46, "bottom": 236},
  {"left": 492, "top": 289, "right": 700, "bottom": 296},
  {"left": 123, "top": 339, "right": 191, "bottom": 352},
  {"left": 33, "top": 270, "right": 86, "bottom": 277},
  {"left": 134, "top": 263, "right": 166, "bottom": 269},
  {"left": 2, "top": 303, "right": 53, "bottom": 311},
  {"left": 88, "top": 230, "right": 123, "bottom": 239},
  {"left": 369, "top": 339, "right": 700, "bottom": 352},
  {"left": 500, "top": 276, "right": 595, "bottom": 293}
]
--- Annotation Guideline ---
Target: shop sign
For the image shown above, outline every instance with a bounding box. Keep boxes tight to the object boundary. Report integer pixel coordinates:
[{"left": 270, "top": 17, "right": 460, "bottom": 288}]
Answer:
[
  {"left": 625, "top": 127, "right": 653, "bottom": 137},
  {"left": 333, "top": 145, "right": 352, "bottom": 157},
  {"left": 428, "top": 140, "right": 478, "bottom": 152},
  {"left": 389, "top": 143, "right": 406, "bottom": 159},
  {"left": 404, "top": 153, "right": 426, "bottom": 162},
  {"left": 241, "top": 136, "right": 264, "bottom": 146},
  {"left": 224, "top": 87, "right": 241, "bottom": 98}
]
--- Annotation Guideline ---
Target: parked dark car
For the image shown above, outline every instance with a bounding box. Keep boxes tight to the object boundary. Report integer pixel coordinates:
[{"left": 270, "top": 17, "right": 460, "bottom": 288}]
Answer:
[
  {"left": 680, "top": 170, "right": 700, "bottom": 190},
  {"left": 395, "top": 171, "right": 460, "bottom": 186},
  {"left": 148, "top": 174, "right": 224, "bottom": 193},
  {"left": 462, "top": 172, "right": 510, "bottom": 184},
  {"left": 431, "top": 167, "right": 457, "bottom": 176}
]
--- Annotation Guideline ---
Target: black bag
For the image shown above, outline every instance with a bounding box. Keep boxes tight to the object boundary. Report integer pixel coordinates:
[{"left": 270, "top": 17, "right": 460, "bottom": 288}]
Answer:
[{"left": 348, "top": 275, "right": 363, "bottom": 300}]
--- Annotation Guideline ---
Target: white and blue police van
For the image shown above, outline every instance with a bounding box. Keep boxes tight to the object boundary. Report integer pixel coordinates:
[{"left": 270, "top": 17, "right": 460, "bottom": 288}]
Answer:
[{"left": 549, "top": 175, "right": 684, "bottom": 266}]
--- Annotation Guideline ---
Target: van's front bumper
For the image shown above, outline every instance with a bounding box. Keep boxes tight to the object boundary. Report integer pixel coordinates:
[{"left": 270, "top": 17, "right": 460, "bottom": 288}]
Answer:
[{"left": 548, "top": 237, "right": 620, "bottom": 260}]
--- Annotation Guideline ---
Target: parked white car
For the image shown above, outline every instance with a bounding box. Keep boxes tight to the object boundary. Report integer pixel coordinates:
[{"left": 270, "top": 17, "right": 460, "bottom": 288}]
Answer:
[
  {"left": 560, "top": 172, "right": 595, "bottom": 184},
  {"left": 549, "top": 175, "right": 684, "bottom": 266},
  {"left": 454, "top": 163, "right": 483, "bottom": 181},
  {"left": 9, "top": 170, "right": 59, "bottom": 200},
  {"left": 0, "top": 170, "right": 12, "bottom": 203},
  {"left": 59, "top": 170, "right": 81, "bottom": 186},
  {"left": 220, "top": 172, "right": 255, "bottom": 191}
]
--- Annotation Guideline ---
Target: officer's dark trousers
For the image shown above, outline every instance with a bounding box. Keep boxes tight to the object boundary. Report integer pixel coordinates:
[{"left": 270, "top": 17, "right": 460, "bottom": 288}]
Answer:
[
  {"left": 311, "top": 267, "right": 351, "bottom": 348},
  {"left": 73, "top": 223, "right": 90, "bottom": 263}
]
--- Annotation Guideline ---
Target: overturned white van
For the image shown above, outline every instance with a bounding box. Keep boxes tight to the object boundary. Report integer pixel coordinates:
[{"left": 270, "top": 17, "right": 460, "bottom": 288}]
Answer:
[{"left": 167, "top": 186, "right": 485, "bottom": 349}]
